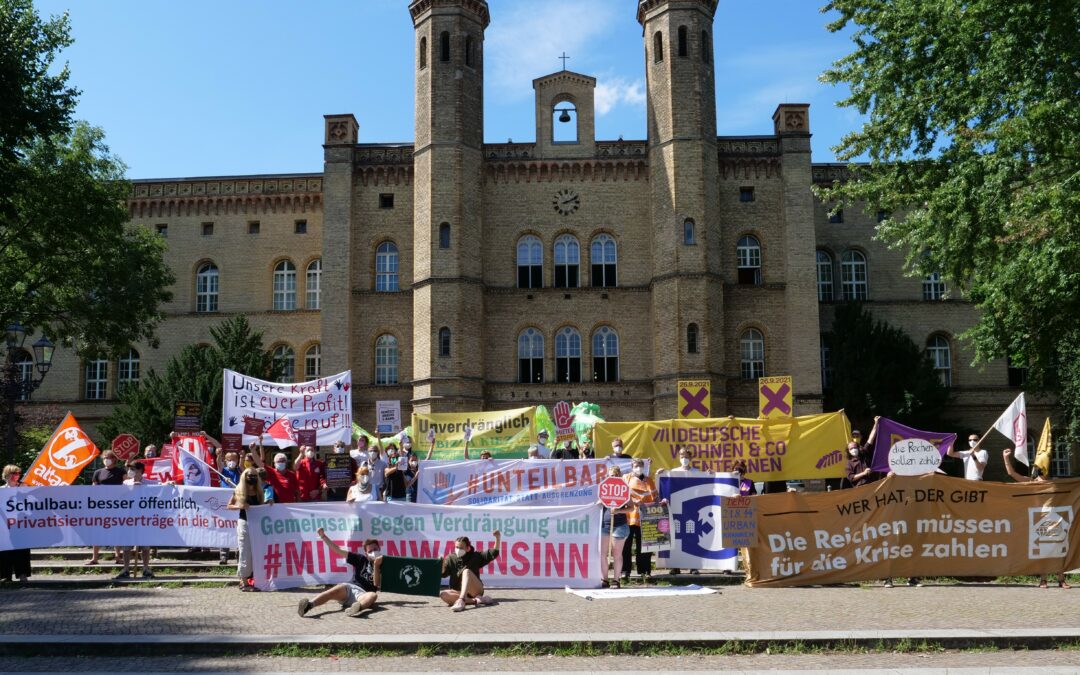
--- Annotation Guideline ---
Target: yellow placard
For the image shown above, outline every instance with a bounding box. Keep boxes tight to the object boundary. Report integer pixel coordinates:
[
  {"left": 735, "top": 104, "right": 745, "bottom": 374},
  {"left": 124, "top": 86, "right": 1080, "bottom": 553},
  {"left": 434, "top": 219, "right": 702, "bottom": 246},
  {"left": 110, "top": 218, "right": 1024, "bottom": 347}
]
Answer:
[
  {"left": 758, "top": 375, "right": 793, "bottom": 419},
  {"left": 411, "top": 406, "right": 536, "bottom": 459},
  {"left": 593, "top": 411, "right": 851, "bottom": 480},
  {"left": 677, "top": 380, "right": 711, "bottom": 419}
]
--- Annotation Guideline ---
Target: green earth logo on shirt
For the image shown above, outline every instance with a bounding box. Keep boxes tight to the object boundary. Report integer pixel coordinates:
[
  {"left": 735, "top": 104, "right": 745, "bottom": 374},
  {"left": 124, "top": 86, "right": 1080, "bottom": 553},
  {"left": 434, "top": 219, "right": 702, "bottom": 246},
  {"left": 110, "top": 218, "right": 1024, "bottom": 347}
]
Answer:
[{"left": 400, "top": 564, "right": 423, "bottom": 588}]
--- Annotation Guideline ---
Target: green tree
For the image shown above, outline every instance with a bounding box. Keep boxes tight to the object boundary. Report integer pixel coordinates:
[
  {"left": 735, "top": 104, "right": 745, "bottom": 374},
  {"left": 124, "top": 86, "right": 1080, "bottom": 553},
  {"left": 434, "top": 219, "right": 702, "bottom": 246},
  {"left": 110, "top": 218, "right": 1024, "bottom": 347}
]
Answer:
[
  {"left": 817, "top": 0, "right": 1080, "bottom": 436},
  {"left": 101, "top": 317, "right": 281, "bottom": 444},
  {"left": 824, "top": 303, "right": 951, "bottom": 433},
  {"left": 1, "top": 0, "right": 172, "bottom": 357}
]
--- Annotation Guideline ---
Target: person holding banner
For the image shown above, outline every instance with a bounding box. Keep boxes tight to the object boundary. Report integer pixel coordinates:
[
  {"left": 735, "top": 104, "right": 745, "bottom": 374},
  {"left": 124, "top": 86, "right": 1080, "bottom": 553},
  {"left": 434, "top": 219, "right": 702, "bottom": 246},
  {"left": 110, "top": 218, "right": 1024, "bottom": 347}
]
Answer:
[
  {"left": 599, "top": 465, "right": 630, "bottom": 589},
  {"left": 1002, "top": 448, "right": 1071, "bottom": 589},
  {"left": 346, "top": 465, "right": 376, "bottom": 503},
  {"left": 226, "top": 467, "right": 266, "bottom": 591},
  {"left": 383, "top": 443, "right": 411, "bottom": 502},
  {"left": 88, "top": 451, "right": 126, "bottom": 567},
  {"left": 298, "top": 528, "right": 383, "bottom": 618},
  {"left": 117, "top": 461, "right": 157, "bottom": 579},
  {"left": 0, "top": 465, "right": 31, "bottom": 583},
  {"left": 623, "top": 457, "right": 659, "bottom": 583},
  {"left": 440, "top": 530, "right": 502, "bottom": 611},
  {"left": 326, "top": 441, "right": 357, "bottom": 502}
]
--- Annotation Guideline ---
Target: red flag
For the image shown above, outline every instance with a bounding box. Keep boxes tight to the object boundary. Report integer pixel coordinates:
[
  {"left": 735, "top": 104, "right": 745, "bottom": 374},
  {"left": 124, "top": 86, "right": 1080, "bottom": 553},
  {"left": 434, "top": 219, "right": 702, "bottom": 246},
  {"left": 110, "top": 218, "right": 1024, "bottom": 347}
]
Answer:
[{"left": 265, "top": 417, "right": 297, "bottom": 449}]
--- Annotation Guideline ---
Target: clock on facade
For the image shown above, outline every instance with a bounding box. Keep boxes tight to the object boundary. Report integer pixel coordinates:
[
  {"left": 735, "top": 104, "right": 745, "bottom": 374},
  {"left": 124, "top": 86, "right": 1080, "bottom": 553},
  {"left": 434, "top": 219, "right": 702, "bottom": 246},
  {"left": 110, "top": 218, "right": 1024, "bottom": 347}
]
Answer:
[{"left": 552, "top": 188, "right": 580, "bottom": 215}]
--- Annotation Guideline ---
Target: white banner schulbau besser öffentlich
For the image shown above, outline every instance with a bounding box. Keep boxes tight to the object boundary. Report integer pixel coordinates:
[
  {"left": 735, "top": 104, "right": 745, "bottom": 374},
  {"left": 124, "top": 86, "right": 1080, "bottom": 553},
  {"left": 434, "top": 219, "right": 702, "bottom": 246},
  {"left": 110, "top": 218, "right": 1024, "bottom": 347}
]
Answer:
[
  {"left": 248, "top": 501, "right": 602, "bottom": 591},
  {"left": 0, "top": 485, "right": 238, "bottom": 550},
  {"left": 222, "top": 369, "right": 353, "bottom": 446}
]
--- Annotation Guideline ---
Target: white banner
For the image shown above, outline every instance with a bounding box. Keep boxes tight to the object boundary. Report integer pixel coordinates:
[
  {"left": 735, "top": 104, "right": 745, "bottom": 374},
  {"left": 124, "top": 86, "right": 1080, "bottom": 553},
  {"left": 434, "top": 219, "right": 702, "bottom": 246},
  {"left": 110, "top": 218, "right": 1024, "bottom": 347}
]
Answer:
[
  {"left": 657, "top": 474, "right": 740, "bottom": 571},
  {"left": 416, "top": 457, "right": 648, "bottom": 506},
  {"left": 0, "top": 485, "right": 238, "bottom": 550},
  {"left": 248, "top": 501, "right": 602, "bottom": 591},
  {"left": 222, "top": 369, "right": 352, "bottom": 446}
]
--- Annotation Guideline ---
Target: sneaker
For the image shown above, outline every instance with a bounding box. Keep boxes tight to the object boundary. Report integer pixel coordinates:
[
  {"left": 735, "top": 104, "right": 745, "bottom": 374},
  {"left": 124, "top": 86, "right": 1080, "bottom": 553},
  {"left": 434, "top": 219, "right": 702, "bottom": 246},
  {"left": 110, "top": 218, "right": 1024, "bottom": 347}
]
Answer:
[
  {"left": 451, "top": 599, "right": 467, "bottom": 612},
  {"left": 142, "top": 569, "right": 154, "bottom": 579},
  {"left": 219, "top": 555, "right": 229, "bottom": 565},
  {"left": 475, "top": 595, "right": 496, "bottom": 606},
  {"left": 883, "top": 579, "right": 894, "bottom": 588},
  {"left": 297, "top": 599, "right": 312, "bottom": 617},
  {"left": 346, "top": 601, "right": 367, "bottom": 617},
  {"left": 114, "top": 571, "right": 130, "bottom": 580},
  {"left": 908, "top": 578, "right": 922, "bottom": 587}
]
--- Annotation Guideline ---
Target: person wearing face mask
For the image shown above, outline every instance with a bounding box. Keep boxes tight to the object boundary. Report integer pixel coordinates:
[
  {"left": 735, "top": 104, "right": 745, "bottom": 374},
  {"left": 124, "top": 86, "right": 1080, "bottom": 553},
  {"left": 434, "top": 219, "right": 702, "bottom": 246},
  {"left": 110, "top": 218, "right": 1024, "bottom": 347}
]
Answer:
[
  {"left": 219, "top": 452, "right": 241, "bottom": 488},
  {"left": 621, "top": 457, "right": 659, "bottom": 583},
  {"left": 731, "top": 460, "right": 756, "bottom": 496},
  {"left": 656, "top": 447, "right": 706, "bottom": 477},
  {"left": 383, "top": 444, "right": 408, "bottom": 502},
  {"left": 227, "top": 467, "right": 266, "bottom": 591},
  {"left": 946, "top": 433, "right": 989, "bottom": 481},
  {"left": 610, "top": 437, "right": 627, "bottom": 458},
  {"left": 250, "top": 442, "right": 300, "bottom": 503},
  {"left": 326, "top": 441, "right": 358, "bottom": 502},
  {"left": 365, "top": 442, "right": 388, "bottom": 500},
  {"left": 535, "top": 429, "right": 551, "bottom": 458},
  {"left": 440, "top": 530, "right": 502, "bottom": 611},
  {"left": 347, "top": 465, "right": 376, "bottom": 502},
  {"left": 87, "top": 451, "right": 126, "bottom": 566},
  {"left": 404, "top": 454, "right": 421, "bottom": 502},
  {"left": 117, "top": 462, "right": 158, "bottom": 579},
  {"left": 293, "top": 445, "right": 327, "bottom": 502},
  {"left": 581, "top": 441, "right": 595, "bottom": 459},
  {"left": 298, "top": 529, "right": 383, "bottom": 617},
  {"left": 844, "top": 441, "right": 873, "bottom": 488}
]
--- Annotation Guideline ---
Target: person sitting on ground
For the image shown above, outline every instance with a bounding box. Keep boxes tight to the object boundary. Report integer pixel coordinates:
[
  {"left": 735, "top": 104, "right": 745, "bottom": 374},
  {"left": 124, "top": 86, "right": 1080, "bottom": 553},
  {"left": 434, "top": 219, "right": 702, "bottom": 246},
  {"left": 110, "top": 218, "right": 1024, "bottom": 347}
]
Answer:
[
  {"left": 88, "top": 451, "right": 126, "bottom": 566},
  {"left": 298, "top": 528, "right": 383, "bottom": 617},
  {"left": 1002, "top": 447, "right": 1070, "bottom": 589},
  {"left": 226, "top": 467, "right": 265, "bottom": 591},
  {"left": 440, "top": 530, "right": 501, "bottom": 612},
  {"left": 347, "top": 465, "right": 376, "bottom": 503}
]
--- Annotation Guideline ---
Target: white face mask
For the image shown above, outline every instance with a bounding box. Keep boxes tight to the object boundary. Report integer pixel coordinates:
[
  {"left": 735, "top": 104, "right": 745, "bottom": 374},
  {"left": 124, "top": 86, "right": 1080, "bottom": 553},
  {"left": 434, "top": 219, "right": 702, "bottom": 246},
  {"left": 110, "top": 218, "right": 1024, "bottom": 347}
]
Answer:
[
  {"left": 613, "top": 446, "right": 623, "bottom": 455},
  {"left": 227, "top": 461, "right": 237, "bottom": 470},
  {"left": 733, "top": 471, "right": 741, "bottom": 479},
  {"left": 633, "top": 467, "right": 644, "bottom": 477},
  {"left": 334, "top": 446, "right": 345, "bottom": 454},
  {"left": 969, "top": 440, "right": 977, "bottom": 448},
  {"left": 538, "top": 438, "right": 548, "bottom": 447},
  {"left": 104, "top": 458, "right": 115, "bottom": 467},
  {"left": 455, "top": 547, "right": 467, "bottom": 557},
  {"left": 848, "top": 448, "right": 859, "bottom": 457},
  {"left": 360, "top": 476, "right": 370, "bottom": 486},
  {"left": 274, "top": 461, "right": 287, "bottom": 470},
  {"left": 305, "top": 450, "right": 314, "bottom": 459},
  {"left": 679, "top": 457, "right": 690, "bottom": 467},
  {"left": 126, "top": 470, "right": 136, "bottom": 479},
  {"left": 367, "top": 549, "right": 380, "bottom": 560},
  {"left": 403, "top": 441, "right": 412, "bottom": 451}
]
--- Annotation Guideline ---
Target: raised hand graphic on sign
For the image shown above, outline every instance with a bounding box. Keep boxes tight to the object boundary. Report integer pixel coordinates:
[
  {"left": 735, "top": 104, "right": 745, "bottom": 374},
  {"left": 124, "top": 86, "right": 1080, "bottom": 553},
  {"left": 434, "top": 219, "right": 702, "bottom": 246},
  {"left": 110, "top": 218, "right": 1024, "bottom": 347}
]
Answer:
[{"left": 553, "top": 401, "right": 575, "bottom": 432}]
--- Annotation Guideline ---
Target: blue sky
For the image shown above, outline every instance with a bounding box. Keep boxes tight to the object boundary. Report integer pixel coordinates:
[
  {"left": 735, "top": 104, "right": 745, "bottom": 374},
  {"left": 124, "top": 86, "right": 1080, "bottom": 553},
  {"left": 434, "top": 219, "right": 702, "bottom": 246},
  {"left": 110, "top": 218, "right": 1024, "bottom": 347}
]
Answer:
[{"left": 33, "top": 0, "right": 859, "bottom": 179}]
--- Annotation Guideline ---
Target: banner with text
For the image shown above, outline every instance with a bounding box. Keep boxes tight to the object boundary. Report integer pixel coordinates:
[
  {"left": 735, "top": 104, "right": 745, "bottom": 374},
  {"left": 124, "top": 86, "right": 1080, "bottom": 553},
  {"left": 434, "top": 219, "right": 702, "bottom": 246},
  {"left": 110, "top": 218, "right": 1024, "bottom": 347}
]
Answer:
[
  {"left": 0, "top": 485, "right": 238, "bottom": 550},
  {"left": 411, "top": 407, "right": 536, "bottom": 459},
  {"left": 222, "top": 369, "right": 352, "bottom": 446},
  {"left": 658, "top": 474, "right": 740, "bottom": 571},
  {"left": 870, "top": 418, "right": 956, "bottom": 475},
  {"left": 248, "top": 501, "right": 601, "bottom": 591},
  {"left": 594, "top": 412, "right": 851, "bottom": 479},
  {"left": 746, "top": 474, "right": 1080, "bottom": 586},
  {"left": 416, "top": 457, "right": 645, "bottom": 507}
]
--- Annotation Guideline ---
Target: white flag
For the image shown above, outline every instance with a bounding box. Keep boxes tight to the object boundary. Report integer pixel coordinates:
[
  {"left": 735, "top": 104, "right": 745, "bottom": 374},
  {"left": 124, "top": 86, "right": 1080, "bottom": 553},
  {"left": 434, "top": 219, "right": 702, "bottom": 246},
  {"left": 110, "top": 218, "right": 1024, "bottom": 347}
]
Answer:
[
  {"left": 993, "top": 393, "right": 1028, "bottom": 465},
  {"left": 179, "top": 449, "right": 213, "bottom": 487}
]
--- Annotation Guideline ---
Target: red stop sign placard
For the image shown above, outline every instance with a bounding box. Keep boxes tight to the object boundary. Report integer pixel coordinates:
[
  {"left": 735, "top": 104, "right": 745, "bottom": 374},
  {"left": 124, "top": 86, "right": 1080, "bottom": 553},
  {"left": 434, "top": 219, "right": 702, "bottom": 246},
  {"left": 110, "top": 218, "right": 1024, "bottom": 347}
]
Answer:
[
  {"left": 598, "top": 475, "right": 631, "bottom": 509},
  {"left": 111, "top": 434, "right": 141, "bottom": 461}
]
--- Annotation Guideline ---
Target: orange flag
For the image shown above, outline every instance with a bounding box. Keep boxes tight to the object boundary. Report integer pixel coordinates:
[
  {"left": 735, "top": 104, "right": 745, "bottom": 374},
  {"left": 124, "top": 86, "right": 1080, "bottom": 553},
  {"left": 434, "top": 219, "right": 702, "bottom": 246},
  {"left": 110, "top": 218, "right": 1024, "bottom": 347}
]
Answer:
[{"left": 23, "top": 412, "right": 100, "bottom": 486}]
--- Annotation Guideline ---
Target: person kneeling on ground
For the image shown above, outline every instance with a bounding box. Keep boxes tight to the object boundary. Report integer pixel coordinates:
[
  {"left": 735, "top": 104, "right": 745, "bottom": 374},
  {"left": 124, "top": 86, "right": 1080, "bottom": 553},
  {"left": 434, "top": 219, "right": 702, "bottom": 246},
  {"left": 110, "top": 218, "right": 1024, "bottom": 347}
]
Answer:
[
  {"left": 298, "top": 528, "right": 383, "bottom": 617},
  {"left": 441, "top": 530, "right": 501, "bottom": 612}
]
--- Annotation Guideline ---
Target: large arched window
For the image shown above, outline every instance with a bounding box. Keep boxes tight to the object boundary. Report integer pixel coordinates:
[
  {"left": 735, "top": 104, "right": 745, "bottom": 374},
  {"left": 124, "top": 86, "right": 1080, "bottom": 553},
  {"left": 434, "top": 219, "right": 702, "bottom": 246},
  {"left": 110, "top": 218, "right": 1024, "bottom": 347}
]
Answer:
[
  {"left": 517, "top": 235, "right": 543, "bottom": 289},
  {"left": 375, "top": 335, "right": 398, "bottom": 385},
  {"left": 305, "top": 344, "right": 321, "bottom": 379},
  {"left": 683, "top": 219, "right": 695, "bottom": 245},
  {"left": 195, "top": 262, "right": 219, "bottom": 313},
  {"left": 740, "top": 329, "right": 765, "bottom": 380},
  {"left": 117, "top": 348, "right": 140, "bottom": 392},
  {"left": 84, "top": 357, "right": 108, "bottom": 400},
  {"left": 736, "top": 235, "right": 762, "bottom": 285},
  {"left": 687, "top": 323, "right": 699, "bottom": 354},
  {"left": 273, "top": 260, "right": 297, "bottom": 310},
  {"left": 438, "top": 327, "right": 451, "bottom": 357},
  {"left": 592, "top": 327, "right": 619, "bottom": 383},
  {"left": 590, "top": 234, "right": 617, "bottom": 288},
  {"left": 517, "top": 328, "right": 544, "bottom": 383},
  {"left": 376, "top": 242, "right": 399, "bottom": 292},
  {"left": 653, "top": 31, "right": 664, "bottom": 62},
  {"left": 928, "top": 335, "right": 952, "bottom": 387},
  {"left": 419, "top": 36, "right": 427, "bottom": 69},
  {"left": 272, "top": 345, "right": 295, "bottom": 383},
  {"left": 555, "top": 327, "right": 582, "bottom": 383},
  {"left": 816, "top": 251, "right": 834, "bottom": 301},
  {"left": 554, "top": 234, "right": 580, "bottom": 288},
  {"left": 306, "top": 259, "right": 321, "bottom": 309},
  {"left": 840, "top": 250, "right": 869, "bottom": 300}
]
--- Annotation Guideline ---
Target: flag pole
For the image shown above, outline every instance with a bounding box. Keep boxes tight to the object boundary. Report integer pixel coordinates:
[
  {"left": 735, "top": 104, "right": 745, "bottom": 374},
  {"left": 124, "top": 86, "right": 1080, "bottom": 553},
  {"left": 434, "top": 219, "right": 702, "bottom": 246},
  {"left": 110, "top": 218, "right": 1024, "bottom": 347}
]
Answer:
[{"left": 180, "top": 448, "right": 235, "bottom": 487}]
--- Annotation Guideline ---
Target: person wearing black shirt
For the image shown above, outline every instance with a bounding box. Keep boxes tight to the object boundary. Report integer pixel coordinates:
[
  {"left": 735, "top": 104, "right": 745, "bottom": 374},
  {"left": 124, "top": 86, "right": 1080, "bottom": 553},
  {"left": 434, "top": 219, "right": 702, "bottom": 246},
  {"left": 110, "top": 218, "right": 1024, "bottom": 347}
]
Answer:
[
  {"left": 298, "top": 528, "right": 383, "bottom": 618},
  {"left": 551, "top": 441, "right": 579, "bottom": 459},
  {"left": 440, "top": 530, "right": 501, "bottom": 611},
  {"left": 87, "top": 451, "right": 126, "bottom": 566}
]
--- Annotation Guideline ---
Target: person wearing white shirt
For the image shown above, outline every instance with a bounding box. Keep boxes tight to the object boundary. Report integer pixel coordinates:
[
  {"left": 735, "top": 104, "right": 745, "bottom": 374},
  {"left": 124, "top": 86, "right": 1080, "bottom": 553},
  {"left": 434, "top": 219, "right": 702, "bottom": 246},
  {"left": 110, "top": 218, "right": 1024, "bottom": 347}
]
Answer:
[
  {"left": 534, "top": 429, "right": 551, "bottom": 458},
  {"left": 347, "top": 466, "right": 376, "bottom": 503},
  {"left": 947, "top": 434, "right": 989, "bottom": 480},
  {"left": 657, "top": 447, "right": 708, "bottom": 476}
]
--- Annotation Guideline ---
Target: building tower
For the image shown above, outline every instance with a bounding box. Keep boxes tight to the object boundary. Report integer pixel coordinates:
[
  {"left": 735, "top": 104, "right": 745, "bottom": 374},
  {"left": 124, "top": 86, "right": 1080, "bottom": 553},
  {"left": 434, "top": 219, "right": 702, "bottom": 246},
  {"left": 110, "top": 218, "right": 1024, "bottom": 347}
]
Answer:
[
  {"left": 638, "top": 0, "right": 724, "bottom": 416},
  {"left": 409, "top": 0, "right": 489, "bottom": 412}
]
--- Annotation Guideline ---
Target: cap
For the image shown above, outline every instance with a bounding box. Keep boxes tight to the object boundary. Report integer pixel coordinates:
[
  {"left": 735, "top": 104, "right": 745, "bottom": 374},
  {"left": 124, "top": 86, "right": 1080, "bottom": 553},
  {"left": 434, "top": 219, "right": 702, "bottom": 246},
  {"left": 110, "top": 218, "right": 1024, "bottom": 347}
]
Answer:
[{"left": 538, "top": 429, "right": 549, "bottom": 438}]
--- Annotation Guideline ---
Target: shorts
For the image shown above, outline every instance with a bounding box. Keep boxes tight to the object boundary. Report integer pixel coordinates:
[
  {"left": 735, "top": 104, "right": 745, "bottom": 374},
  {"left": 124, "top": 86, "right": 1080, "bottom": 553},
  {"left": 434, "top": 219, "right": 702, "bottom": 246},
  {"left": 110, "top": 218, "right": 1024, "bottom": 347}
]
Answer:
[
  {"left": 602, "top": 523, "right": 630, "bottom": 539},
  {"left": 340, "top": 582, "right": 376, "bottom": 607}
]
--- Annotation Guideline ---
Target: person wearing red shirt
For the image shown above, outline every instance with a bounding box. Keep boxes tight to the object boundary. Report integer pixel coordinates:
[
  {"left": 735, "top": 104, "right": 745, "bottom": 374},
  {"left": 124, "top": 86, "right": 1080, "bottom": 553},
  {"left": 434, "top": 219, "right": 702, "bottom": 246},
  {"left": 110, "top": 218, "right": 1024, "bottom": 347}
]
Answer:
[
  {"left": 293, "top": 445, "right": 326, "bottom": 502},
  {"left": 251, "top": 442, "right": 299, "bottom": 503}
]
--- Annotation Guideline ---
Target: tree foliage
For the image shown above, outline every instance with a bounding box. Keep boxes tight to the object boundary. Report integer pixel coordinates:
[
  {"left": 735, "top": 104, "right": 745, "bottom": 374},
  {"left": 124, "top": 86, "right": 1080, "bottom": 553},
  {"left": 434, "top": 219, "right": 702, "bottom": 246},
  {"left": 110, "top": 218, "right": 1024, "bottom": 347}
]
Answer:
[
  {"left": 0, "top": 0, "right": 172, "bottom": 357},
  {"left": 101, "top": 317, "right": 281, "bottom": 445},
  {"left": 825, "top": 303, "right": 951, "bottom": 433},
  {"left": 818, "top": 0, "right": 1080, "bottom": 436}
]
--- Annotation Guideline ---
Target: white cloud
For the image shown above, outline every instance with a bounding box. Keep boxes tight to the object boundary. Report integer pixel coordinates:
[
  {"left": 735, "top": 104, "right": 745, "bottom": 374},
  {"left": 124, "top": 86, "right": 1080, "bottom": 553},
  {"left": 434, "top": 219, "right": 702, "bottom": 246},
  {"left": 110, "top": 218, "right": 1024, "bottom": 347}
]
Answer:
[{"left": 595, "top": 76, "right": 645, "bottom": 115}]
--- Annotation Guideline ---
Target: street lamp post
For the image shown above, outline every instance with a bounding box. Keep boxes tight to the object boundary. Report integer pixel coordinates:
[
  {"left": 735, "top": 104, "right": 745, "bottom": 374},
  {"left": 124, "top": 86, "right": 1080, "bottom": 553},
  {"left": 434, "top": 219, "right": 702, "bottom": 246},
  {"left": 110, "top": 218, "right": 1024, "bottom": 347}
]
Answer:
[{"left": 2, "top": 323, "right": 55, "bottom": 465}]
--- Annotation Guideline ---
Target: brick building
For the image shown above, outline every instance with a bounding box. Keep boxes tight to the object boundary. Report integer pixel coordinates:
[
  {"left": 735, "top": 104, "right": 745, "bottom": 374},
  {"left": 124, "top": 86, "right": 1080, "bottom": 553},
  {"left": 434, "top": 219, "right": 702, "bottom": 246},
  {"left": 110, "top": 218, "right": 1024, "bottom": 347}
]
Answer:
[{"left": 26, "top": 0, "right": 1072, "bottom": 475}]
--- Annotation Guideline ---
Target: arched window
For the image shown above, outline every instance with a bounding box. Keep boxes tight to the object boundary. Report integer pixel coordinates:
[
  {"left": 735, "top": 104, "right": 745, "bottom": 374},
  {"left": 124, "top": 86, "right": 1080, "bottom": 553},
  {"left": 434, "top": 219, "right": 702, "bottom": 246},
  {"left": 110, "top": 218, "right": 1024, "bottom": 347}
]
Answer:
[
  {"left": 117, "top": 348, "right": 140, "bottom": 392},
  {"left": 590, "top": 234, "right": 617, "bottom": 288},
  {"left": 736, "top": 235, "right": 762, "bottom": 285},
  {"left": 195, "top": 262, "right": 219, "bottom": 313},
  {"left": 840, "top": 250, "right": 869, "bottom": 300},
  {"left": 701, "top": 30, "right": 712, "bottom": 63},
  {"left": 306, "top": 259, "right": 321, "bottom": 309},
  {"left": 687, "top": 323, "right": 699, "bottom": 354},
  {"left": 740, "top": 329, "right": 765, "bottom": 380},
  {"left": 517, "top": 328, "right": 544, "bottom": 383},
  {"left": 376, "top": 242, "right": 399, "bottom": 292},
  {"left": 653, "top": 31, "right": 664, "bottom": 62},
  {"left": 305, "top": 344, "right": 321, "bottom": 379},
  {"left": 555, "top": 327, "right": 582, "bottom": 383},
  {"left": 554, "top": 234, "right": 580, "bottom": 288},
  {"left": 438, "top": 327, "right": 451, "bottom": 357},
  {"left": 419, "top": 36, "right": 427, "bottom": 69},
  {"left": 517, "top": 235, "right": 543, "bottom": 289},
  {"left": 677, "top": 26, "right": 688, "bottom": 57},
  {"left": 439, "top": 222, "right": 451, "bottom": 249},
  {"left": 816, "top": 251, "right": 834, "bottom": 302},
  {"left": 464, "top": 35, "right": 474, "bottom": 66},
  {"left": 592, "top": 327, "right": 619, "bottom": 383},
  {"left": 683, "top": 219, "right": 695, "bottom": 245},
  {"left": 12, "top": 349, "right": 32, "bottom": 401},
  {"left": 375, "top": 335, "right": 398, "bottom": 385},
  {"left": 84, "top": 357, "right": 108, "bottom": 400},
  {"left": 923, "top": 272, "right": 946, "bottom": 301},
  {"left": 273, "top": 260, "right": 297, "bottom": 310},
  {"left": 928, "top": 335, "right": 952, "bottom": 387},
  {"left": 272, "top": 345, "right": 295, "bottom": 383},
  {"left": 440, "top": 31, "right": 450, "bottom": 62},
  {"left": 552, "top": 101, "right": 578, "bottom": 143}
]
